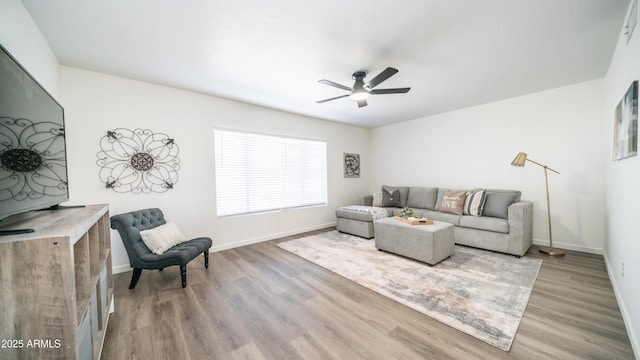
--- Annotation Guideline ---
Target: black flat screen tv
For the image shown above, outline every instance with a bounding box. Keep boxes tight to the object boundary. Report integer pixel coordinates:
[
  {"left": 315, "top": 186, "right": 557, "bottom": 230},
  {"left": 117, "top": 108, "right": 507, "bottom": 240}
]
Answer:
[{"left": 0, "top": 44, "right": 69, "bottom": 223}]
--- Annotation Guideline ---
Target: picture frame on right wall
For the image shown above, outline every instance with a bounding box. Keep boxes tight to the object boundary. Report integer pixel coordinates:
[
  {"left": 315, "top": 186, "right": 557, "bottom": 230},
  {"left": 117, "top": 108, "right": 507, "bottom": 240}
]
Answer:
[
  {"left": 613, "top": 80, "right": 638, "bottom": 161},
  {"left": 625, "top": 0, "right": 637, "bottom": 44}
]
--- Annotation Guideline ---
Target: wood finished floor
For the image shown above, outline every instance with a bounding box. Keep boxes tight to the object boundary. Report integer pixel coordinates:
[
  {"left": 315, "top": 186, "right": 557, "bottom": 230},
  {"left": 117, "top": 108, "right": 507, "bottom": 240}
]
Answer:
[{"left": 101, "top": 228, "right": 635, "bottom": 360}]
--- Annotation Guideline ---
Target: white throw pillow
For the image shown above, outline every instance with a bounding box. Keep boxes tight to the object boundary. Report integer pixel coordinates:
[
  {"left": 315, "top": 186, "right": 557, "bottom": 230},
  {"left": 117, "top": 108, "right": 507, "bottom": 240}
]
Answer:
[
  {"left": 372, "top": 190, "right": 383, "bottom": 207},
  {"left": 140, "top": 221, "right": 186, "bottom": 255}
]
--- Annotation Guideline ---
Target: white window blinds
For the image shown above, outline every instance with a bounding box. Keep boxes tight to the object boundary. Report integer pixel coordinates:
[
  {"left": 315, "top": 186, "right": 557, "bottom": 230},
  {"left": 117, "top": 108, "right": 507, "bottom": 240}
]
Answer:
[{"left": 214, "top": 129, "right": 327, "bottom": 217}]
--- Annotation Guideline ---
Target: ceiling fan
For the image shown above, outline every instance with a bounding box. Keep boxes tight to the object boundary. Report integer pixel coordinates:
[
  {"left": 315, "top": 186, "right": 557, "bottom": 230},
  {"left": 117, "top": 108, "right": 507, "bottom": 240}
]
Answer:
[{"left": 316, "top": 67, "right": 410, "bottom": 108}]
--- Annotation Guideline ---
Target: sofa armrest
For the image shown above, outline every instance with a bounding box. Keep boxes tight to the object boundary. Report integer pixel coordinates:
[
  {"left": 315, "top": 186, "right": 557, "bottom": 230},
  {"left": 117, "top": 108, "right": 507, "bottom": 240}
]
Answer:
[
  {"left": 360, "top": 194, "right": 373, "bottom": 206},
  {"left": 507, "top": 201, "right": 533, "bottom": 256}
]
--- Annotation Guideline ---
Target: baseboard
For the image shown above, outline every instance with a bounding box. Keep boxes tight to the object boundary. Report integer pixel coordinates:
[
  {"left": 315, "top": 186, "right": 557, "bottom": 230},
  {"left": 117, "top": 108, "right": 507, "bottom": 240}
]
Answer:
[
  {"left": 532, "top": 238, "right": 602, "bottom": 255},
  {"left": 603, "top": 250, "right": 640, "bottom": 359},
  {"left": 210, "top": 221, "right": 336, "bottom": 252},
  {"left": 110, "top": 222, "right": 336, "bottom": 274},
  {"left": 113, "top": 264, "right": 132, "bottom": 274}
]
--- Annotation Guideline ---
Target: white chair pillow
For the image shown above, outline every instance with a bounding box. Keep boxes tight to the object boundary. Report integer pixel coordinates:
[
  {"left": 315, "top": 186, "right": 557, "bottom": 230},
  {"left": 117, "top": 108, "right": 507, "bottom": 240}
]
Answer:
[{"left": 140, "top": 221, "right": 186, "bottom": 255}]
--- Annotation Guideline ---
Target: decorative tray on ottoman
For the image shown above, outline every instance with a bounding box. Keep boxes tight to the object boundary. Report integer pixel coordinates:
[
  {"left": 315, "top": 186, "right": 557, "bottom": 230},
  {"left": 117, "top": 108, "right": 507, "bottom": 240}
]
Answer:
[{"left": 394, "top": 216, "right": 433, "bottom": 225}]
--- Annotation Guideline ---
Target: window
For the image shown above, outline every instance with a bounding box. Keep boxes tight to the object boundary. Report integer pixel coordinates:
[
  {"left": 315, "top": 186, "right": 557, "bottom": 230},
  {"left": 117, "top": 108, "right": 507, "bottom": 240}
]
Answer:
[{"left": 214, "top": 129, "right": 327, "bottom": 217}]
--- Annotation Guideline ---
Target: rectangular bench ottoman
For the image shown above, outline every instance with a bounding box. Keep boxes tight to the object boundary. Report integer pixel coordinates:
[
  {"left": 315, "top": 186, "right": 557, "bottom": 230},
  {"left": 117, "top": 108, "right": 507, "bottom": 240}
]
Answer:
[
  {"left": 374, "top": 217, "right": 455, "bottom": 265},
  {"left": 335, "top": 205, "right": 388, "bottom": 239}
]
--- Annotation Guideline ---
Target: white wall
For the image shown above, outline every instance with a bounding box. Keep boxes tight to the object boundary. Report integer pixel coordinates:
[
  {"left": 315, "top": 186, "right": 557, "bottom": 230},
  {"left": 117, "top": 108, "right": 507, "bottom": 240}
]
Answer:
[
  {"left": 603, "top": 1, "right": 640, "bottom": 356},
  {"left": 60, "top": 67, "right": 371, "bottom": 273},
  {"left": 0, "top": 0, "right": 60, "bottom": 99},
  {"left": 370, "top": 80, "right": 606, "bottom": 254}
]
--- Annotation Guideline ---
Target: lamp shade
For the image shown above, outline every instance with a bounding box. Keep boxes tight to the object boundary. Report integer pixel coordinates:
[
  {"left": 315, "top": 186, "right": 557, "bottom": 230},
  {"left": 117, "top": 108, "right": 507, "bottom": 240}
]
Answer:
[{"left": 511, "top": 152, "right": 527, "bottom": 167}]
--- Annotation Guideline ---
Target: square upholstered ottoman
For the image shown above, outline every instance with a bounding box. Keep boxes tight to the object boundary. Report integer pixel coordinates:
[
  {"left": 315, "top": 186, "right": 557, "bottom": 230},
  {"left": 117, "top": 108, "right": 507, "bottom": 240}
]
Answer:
[
  {"left": 374, "top": 217, "right": 454, "bottom": 265},
  {"left": 336, "top": 205, "right": 388, "bottom": 239}
]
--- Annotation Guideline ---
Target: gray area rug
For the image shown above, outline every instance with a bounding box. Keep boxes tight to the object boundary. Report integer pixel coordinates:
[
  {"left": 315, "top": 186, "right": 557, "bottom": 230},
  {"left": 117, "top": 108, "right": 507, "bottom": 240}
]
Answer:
[{"left": 277, "top": 231, "right": 542, "bottom": 351}]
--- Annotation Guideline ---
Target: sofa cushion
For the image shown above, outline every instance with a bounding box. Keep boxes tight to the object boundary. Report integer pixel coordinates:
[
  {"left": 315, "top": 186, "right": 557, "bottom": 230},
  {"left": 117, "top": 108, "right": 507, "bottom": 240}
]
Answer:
[
  {"left": 463, "top": 189, "right": 486, "bottom": 216},
  {"left": 336, "top": 206, "right": 389, "bottom": 222},
  {"left": 381, "top": 187, "right": 402, "bottom": 207},
  {"left": 406, "top": 186, "right": 438, "bottom": 210},
  {"left": 483, "top": 190, "right": 521, "bottom": 219},
  {"left": 385, "top": 207, "right": 422, "bottom": 217},
  {"left": 459, "top": 215, "right": 509, "bottom": 234},
  {"left": 480, "top": 188, "right": 522, "bottom": 202},
  {"left": 434, "top": 188, "right": 467, "bottom": 211},
  {"left": 438, "top": 190, "right": 467, "bottom": 215},
  {"left": 384, "top": 207, "right": 401, "bottom": 217},
  {"left": 423, "top": 210, "right": 462, "bottom": 226},
  {"left": 382, "top": 185, "right": 409, "bottom": 207}
]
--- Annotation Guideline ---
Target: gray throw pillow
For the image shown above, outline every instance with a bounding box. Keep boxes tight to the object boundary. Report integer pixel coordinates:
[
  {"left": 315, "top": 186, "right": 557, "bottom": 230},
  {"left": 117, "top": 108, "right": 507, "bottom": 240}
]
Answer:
[
  {"left": 483, "top": 191, "right": 519, "bottom": 219},
  {"left": 382, "top": 185, "right": 409, "bottom": 207},
  {"left": 382, "top": 188, "right": 402, "bottom": 207}
]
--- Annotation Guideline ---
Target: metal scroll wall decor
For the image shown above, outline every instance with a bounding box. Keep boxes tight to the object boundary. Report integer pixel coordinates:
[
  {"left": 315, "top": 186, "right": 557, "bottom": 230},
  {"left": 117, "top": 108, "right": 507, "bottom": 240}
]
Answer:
[
  {"left": 0, "top": 117, "right": 68, "bottom": 200},
  {"left": 96, "top": 128, "right": 180, "bottom": 193}
]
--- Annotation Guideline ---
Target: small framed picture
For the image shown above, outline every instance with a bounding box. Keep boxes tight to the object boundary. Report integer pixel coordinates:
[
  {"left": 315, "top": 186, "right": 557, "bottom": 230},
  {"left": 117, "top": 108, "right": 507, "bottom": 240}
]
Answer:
[{"left": 344, "top": 153, "right": 360, "bottom": 178}]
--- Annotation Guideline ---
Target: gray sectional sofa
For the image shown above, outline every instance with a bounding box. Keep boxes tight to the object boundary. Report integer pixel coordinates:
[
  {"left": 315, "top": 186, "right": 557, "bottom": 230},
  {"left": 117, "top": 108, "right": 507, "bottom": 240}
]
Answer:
[{"left": 336, "top": 185, "right": 533, "bottom": 257}]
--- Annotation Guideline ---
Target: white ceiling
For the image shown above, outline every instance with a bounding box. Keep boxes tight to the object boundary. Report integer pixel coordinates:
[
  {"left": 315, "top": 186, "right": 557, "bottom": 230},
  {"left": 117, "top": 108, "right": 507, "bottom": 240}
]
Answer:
[{"left": 22, "top": 0, "right": 629, "bottom": 128}]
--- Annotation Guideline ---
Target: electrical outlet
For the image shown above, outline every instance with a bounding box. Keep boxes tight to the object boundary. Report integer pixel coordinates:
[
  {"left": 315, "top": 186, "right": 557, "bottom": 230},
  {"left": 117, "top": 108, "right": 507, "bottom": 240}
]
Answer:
[{"left": 622, "top": 262, "right": 625, "bottom": 278}]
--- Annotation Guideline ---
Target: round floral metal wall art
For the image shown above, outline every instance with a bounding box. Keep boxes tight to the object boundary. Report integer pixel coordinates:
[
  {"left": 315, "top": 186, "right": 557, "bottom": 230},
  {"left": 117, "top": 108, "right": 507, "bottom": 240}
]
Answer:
[
  {"left": 0, "top": 117, "right": 68, "bottom": 200},
  {"left": 97, "top": 128, "right": 180, "bottom": 193}
]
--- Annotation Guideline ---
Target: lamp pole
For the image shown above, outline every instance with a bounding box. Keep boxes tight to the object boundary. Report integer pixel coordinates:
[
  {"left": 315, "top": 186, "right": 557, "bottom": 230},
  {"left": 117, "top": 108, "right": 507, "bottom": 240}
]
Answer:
[{"left": 526, "top": 158, "right": 564, "bottom": 257}]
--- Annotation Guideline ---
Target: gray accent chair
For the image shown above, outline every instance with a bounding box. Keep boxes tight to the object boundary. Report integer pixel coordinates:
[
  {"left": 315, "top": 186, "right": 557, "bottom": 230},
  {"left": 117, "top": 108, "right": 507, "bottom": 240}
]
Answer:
[{"left": 110, "top": 208, "right": 212, "bottom": 289}]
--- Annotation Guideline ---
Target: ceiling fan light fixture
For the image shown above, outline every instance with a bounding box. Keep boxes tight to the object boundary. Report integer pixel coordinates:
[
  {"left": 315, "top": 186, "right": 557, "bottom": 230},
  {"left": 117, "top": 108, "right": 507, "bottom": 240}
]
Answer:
[
  {"left": 317, "top": 67, "right": 409, "bottom": 107},
  {"left": 350, "top": 89, "right": 369, "bottom": 101}
]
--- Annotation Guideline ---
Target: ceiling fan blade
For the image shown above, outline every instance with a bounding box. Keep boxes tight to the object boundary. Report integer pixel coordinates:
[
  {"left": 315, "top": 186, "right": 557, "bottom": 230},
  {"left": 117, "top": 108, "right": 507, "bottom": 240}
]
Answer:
[
  {"left": 357, "top": 99, "right": 368, "bottom": 108},
  {"left": 365, "top": 67, "right": 398, "bottom": 89},
  {"left": 370, "top": 87, "right": 411, "bottom": 94},
  {"left": 318, "top": 79, "right": 352, "bottom": 91},
  {"left": 316, "top": 94, "right": 350, "bottom": 104}
]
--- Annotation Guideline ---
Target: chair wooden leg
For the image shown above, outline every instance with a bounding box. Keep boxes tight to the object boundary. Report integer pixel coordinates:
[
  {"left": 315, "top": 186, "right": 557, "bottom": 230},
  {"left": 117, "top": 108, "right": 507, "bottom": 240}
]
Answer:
[
  {"left": 180, "top": 265, "right": 187, "bottom": 288},
  {"left": 129, "top": 268, "right": 142, "bottom": 289},
  {"left": 204, "top": 251, "right": 209, "bottom": 269}
]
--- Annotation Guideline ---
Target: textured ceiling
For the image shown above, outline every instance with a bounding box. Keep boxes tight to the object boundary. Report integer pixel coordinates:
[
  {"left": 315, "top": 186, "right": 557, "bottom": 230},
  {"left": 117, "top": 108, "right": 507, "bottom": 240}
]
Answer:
[{"left": 22, "top": 0, "right": 629, "bottom": 128}]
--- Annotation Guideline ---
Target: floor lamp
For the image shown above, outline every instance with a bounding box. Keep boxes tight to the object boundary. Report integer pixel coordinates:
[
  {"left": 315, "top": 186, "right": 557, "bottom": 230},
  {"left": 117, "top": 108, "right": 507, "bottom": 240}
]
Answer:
[{"left": 510, "top": 152, "right": 565, "bottom": 257}]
